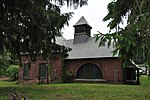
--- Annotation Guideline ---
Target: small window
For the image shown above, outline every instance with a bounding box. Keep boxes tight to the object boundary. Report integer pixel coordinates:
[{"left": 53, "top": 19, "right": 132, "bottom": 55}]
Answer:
[
  {"left": 39, "top": 63, "right": 47, "bottom": 79},
  {"left": 23, "top": 63, "right": 30, "bottom": 78},
  {"left": 126, "top": 68, "right": 136, "bottom": 80}
]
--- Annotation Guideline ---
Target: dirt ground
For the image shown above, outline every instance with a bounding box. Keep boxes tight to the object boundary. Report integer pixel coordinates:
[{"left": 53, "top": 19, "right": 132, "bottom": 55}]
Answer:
[{"left": 0, "top": 76, "right": 9, "bottom": 80}]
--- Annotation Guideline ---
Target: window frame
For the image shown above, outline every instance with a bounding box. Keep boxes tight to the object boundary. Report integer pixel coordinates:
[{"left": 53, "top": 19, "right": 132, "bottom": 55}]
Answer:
[
  {"left": 23, "top": 63, "right": 30, "bottom": 79},
  {"left": 39, "top": 63, "right": 47, "bottom": 80},
  {"left": 77, "top": 63, "right": 103, "bottom": 79}
]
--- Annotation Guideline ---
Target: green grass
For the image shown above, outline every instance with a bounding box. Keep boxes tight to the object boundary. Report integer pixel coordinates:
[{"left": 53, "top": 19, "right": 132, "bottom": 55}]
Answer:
[{"left": 0, "top": 76, "right": 150, "bottom": 100}]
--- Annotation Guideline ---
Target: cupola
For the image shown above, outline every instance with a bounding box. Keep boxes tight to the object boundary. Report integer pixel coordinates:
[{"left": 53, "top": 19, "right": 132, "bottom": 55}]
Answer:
[{"left": 73, "top": 16, "right": 92, "bottom": 44}]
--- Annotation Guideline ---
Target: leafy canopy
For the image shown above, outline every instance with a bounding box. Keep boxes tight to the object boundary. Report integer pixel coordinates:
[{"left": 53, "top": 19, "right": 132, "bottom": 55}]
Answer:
[
  {"left": 95, "top": 0, "right": 150, "bottom": 66},
  {"left": 0, "top": 0, "right": 88, "bottom": 63}
]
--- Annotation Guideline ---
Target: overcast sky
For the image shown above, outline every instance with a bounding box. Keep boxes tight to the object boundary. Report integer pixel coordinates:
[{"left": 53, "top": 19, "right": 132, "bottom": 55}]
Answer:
[{"left": 61, "top": 0, "right": 111, "bottom": 39}]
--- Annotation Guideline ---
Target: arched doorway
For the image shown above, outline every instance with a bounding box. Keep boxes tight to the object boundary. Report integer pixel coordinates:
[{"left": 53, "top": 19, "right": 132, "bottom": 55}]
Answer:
[{"left": 77, "top": 63, "right": 103, "bottom": 79}]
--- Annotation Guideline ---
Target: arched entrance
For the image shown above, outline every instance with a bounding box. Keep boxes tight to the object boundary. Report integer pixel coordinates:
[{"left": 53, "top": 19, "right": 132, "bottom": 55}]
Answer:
[{"left": 77, "top": 63, "right": 103, "bottom": 79}]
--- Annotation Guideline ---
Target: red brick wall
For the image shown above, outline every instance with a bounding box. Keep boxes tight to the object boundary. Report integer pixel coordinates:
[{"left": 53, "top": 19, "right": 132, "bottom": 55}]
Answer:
[
  {"left": 64, "top": 58, "right": 123, "bottom": 83},
  {"left": 49, "top": 56, "right": 63, "bottom": 83},
  {"left": 18, "top": 55, "right": 63, "bottom": 84},
  {"left": 18, "top": 55, "right": 123, "bottom": 84}
]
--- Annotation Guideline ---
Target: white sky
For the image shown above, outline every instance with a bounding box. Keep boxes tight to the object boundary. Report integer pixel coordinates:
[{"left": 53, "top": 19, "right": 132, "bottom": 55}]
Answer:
[{"left": 61, "top": 0, "right": 112, "bottom": 39}]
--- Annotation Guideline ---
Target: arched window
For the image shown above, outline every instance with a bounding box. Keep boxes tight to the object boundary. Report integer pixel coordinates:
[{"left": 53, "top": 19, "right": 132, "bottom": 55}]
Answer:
[{"left": 77, "top": 63, "right": 103, "bottom": 79}]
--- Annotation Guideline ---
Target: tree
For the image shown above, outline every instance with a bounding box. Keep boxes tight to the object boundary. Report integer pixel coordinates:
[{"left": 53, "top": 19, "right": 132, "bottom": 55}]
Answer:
[
  {"left": 0, "top": 48, "right": 11, "bottom": 76},
  {"left": 0, "top": 0, "right": 88, "bottom": 65},
  {"left": 95, "top": 0, "right": 150, "bottom": 67}
]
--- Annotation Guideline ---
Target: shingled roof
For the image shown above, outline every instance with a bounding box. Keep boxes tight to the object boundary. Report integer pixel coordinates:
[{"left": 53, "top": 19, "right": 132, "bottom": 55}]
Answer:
[
  {"left": 73, "top": 16, "right": 92, "bottom": 28},
  {"left": 56, "top": 36, "right": 118, "bottom": 59},
  {"left": 56, "top": 16, "right": 117, "bottom": 59}
]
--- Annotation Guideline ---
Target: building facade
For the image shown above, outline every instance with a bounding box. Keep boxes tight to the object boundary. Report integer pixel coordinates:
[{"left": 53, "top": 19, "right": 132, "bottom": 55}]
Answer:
[{"left": 18, "top": 16, "right": 124, "bottom": 84}]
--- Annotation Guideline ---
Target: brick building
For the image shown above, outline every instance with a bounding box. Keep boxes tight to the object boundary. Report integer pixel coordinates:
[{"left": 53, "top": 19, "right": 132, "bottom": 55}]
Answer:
[{"left": 18, "top": 16, "right": 124, "bottom": 84}]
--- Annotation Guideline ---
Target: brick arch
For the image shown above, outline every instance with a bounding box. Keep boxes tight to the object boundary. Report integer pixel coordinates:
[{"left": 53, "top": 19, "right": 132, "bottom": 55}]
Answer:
[
  {"left": 76, "top": 63, "right": 103, "bottom": 79},
  {"left": 74, "top": 61, "right": 103, "bottom": 72}
]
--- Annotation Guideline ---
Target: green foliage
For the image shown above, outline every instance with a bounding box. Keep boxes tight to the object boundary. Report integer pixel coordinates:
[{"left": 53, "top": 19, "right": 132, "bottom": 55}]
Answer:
[
  {"left": 0, "top": 59, "right": 10, "bottom": 76},
  {"left": 0, "top": 49, "right": 18, "bottom": 76},
  {"left": 63, "top": 71, "right": 75, "bottom": 83},
  {"left": 96, "top": 0, "right": 150, "bottom": 67},
  {"left": 0, "top": 0, "right": 88, "bottom": 63},
  {"left": 0, "top": 50, "right": 11, "bottom": 76},
  {"left": 7, "top": 65, "right": 19, "bottom": 81}
]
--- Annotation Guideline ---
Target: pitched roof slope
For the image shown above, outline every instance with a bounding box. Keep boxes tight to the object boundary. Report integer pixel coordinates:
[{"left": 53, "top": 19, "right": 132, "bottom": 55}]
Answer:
[
  {"left": 74, "top": 16, "right": 91, "bottom": 27},
  {"left": 57, "top": 37, "right": 118, "bottom": 59}
]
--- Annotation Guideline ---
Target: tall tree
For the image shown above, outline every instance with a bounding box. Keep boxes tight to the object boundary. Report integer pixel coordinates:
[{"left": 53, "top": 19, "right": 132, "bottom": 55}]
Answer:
[
  {"left": 0, "top": 0, "right": 88, "bottom": 64},
  {"left": 96, "top": 0, "right": 150, "bottom": 67}
]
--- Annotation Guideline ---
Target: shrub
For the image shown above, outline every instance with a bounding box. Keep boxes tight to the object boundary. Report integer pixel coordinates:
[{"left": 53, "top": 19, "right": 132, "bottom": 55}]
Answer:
[
  {"left": 63, "top": 71, "right": 75, "bottom": 83},
  {"left": 7, "top": 65, "right": 19, "bottom": 81},
  {"left": 0, "top": 59, "right": 10, "bottom": 76},
  {"left": 0, "top": 68, "right": 6, "bottom": 76}
]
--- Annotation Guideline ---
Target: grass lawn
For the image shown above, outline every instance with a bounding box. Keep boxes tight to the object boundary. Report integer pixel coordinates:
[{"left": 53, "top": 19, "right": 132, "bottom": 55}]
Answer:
[{"left": 0, "top": 76, "right": 150, "bottom": 100}]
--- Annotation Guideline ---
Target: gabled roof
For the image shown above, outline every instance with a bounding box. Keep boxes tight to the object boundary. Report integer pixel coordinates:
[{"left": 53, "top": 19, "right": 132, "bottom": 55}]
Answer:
[
  {"left": 73, "top": 16, "right": 92, "bottom": 28},
  {"left": 56, "top": 36, "right": 118, "bottom": 59}
]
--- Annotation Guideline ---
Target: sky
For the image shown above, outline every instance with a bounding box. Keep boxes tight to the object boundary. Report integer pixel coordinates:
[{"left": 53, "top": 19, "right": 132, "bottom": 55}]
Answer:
[{"left": 61, "top": 0, "right": 112, "bottom": 39}]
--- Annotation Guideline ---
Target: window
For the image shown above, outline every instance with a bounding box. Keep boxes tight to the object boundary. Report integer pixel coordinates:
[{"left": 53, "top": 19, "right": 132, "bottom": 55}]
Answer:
[
  {"left": 23, "top": 63, "right": 30, "bottom": 78},
  {"left": 77, "top": 63, "right": 103, "bottom": 79},
  {"left": 75, "top": 26, "right": 87, "bottom": 33},
  {"left": 39, "top": 63, "right": 47, "bottom": 80},
  {"left": 125, "top": 68, "right": 136, "bottom": 80}
]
